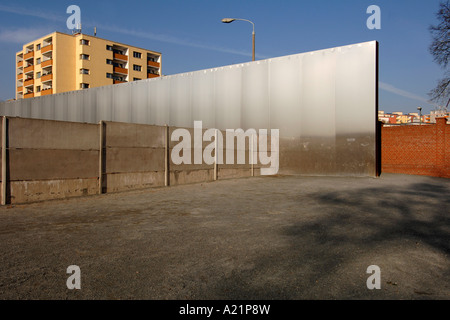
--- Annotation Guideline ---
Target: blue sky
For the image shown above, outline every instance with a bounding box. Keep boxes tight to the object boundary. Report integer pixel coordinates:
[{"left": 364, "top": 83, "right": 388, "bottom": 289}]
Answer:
[{"left": 0, "top": 0, "right": 445, "bottom": 114}]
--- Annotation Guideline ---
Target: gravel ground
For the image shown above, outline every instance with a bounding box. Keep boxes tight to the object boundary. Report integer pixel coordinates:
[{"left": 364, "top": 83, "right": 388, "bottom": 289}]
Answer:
[{"left": 0, "top": 173, "right": 449, "bottom": 300}]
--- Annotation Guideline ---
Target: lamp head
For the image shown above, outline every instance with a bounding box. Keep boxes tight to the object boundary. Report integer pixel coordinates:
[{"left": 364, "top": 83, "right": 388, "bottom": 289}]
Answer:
[{"left": 222, "top": 18, "right": 235, "bottom": 23}]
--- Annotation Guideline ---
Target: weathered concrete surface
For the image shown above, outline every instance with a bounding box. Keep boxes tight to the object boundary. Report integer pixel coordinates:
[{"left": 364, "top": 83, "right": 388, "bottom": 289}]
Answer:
[
  {"left": 10, "top": 178, "right": 98, "bottom": 204},
  {"left": 105, "top": 147, "right": 165, "bottom": 173},
  {"left": 105, "top": 172, "right": 165, "bottom": 193},
  {"left": 0, "top": 173, "right": 448, "bottom": 300},
  {"left": 5, "top": 118, "right": 100, "bottom": 204},
  {"left": 8, "top": 118, "right": 98, "bottom": 150},
  {"left": 9, "top": 149, "right": 99, "bottom": 181},
  {"left": 104, "top": 122, "right": 165, "bottom": 149}
]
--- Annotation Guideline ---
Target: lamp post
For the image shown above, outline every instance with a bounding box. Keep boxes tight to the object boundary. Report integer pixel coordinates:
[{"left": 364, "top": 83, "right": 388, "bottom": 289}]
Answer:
[
  {"left": 222, "top": 18, "right": 255, "bottom": 61},
  {"left": 417, "top": 107, "right": 422, "bottom": 125}
]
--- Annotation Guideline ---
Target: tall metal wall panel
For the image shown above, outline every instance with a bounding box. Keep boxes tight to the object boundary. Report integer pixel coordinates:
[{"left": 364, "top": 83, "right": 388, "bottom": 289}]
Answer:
[{"left": 0, "top": 41, "right": 378, "bottom": 176}]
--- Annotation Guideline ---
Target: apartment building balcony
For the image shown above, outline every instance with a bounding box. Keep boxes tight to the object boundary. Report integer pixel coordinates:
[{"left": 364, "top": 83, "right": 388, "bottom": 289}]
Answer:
[
  {"left": 17, "top": 61, "right": 23, "bottom": 68},
  {"left": 24, "top": 51, "right": 34, "bottom": 60},
  {"left": 17, "top": 73, "right": 23, "bottom": 80},
  {"left": 113, "top": 80, "right": 126, "bottom": 84},
  {"left": 24, "top": 65, "right": 34, "bottom": 74},
  {"left": 24, "top": 92, "right": 34, "bottom": 99},
  {"left": 24, "top": 79, "right": 34, "bottom": 87},
  {"left": 147, "top": 60, "right": 160, "bottom": 68},
  {"left": 147, "top": 73, "right": 160, "bottom": 79},
  {"left": 41, "top": 73, "right": 53, "bottom": 82},
  {"left": 113, "top": 53, "right": 128, "bottom": 61},
  {"left": 41, "top": 88, "right": 53, "bottom": 96},
  {"left": 41, "top": 44, "right": 53, "bottom": 54},
  {"left": 41, "top": 59, "right": 53, "bottom": 68},
  {"left": 114, "top": 66, "right": 128, "bottom": 75},
  {"left": 17, "top": 86, "right": 23, "bottom": 93}
]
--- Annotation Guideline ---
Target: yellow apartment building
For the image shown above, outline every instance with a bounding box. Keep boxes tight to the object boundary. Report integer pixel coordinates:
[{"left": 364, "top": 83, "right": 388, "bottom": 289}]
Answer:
[{"left": 15, "top": 31, "right": 162, "bottom": 99}]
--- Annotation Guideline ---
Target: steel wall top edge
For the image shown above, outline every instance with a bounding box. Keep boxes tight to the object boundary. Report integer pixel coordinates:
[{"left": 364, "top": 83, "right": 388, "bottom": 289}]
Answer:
[{"left": 0, "top": 40, "right": 377, "bottom": 112}]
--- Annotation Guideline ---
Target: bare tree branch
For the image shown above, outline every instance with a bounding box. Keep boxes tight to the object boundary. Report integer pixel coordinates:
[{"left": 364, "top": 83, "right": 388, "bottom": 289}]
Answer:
[
  {"left": 429, "top": 1, "right": 450, "bottom": 103},
  {"left": 429, "top": 75, "right": 450, "bottom": 104}
]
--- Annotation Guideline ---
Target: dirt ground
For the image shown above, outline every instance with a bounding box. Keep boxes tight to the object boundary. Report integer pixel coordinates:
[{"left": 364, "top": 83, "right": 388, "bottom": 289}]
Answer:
[{"left": 0, "top": 173, "right": 449, "bottom": 300}]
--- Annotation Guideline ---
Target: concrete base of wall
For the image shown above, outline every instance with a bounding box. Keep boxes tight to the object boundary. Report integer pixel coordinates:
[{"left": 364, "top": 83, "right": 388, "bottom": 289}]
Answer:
[
  {"left": 8, "top": 169, "right": 259, "bottom": 204},
  {"left": 382, "top": 165, "right": 450, "bottom": 179},
  {"left": 105, "top": 172, "right": 165, "bottom": 193},
  {"left": 170, "top": 169, "right": 214, "bottom": 186},
  {"left": 10, "top": 178, "right": 98, "bottom": 204},
  {"left": 218, "top": 168, "right": 256, "bottom": 180}
]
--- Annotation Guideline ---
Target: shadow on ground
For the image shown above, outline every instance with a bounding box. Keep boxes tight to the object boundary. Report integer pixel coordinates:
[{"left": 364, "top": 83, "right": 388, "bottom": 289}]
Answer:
[{"left": 207, "top": 178, "right": 450, "bottom": 299}]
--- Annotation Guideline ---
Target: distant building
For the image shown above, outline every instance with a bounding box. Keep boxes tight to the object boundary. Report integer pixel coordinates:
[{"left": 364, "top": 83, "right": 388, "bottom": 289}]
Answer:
[
  {"left": 378, "top": 111, "right": 396, "bottom": 124},
  {"left": 425, "top": 110, "right": 450, "bottom": 124},
  {"left": 378, "top": 111, "right": 425, "bottom": 125},
  {"left": 16, "top": 31, "right": 162, "bottom": 99}
]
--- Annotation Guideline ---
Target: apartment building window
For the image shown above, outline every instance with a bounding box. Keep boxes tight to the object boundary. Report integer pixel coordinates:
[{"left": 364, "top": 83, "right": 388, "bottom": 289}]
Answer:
[
  {"left": 106, "top": 59, "right": 113, "bottom": 65},
  {"left": 36, "top": 44, "right": 41, "bottom": 51},
  {"left": 133, "top": 65, "right": 142, "bottom": 72},
  {"left": 36, "top": 86, "right": 41, "bottom": 93},
  {"left": 80, "top": 68, "right": 90, "bottom": 75},
  {"left": 80, "top": 83, "right": 89, "bottom": 89},
  {"left": 80, "top": 54, "right": 90, "bottom": 60},
  {"left": 36, "top": 58, "right": 41, "bottom": 65},
  {"left": 106, "top": 73, "right": 113, "bottom": 79},
  {"left": 80, "top": 39, "right": 90, "bottom": 46},
  {"left": 133, "top": 51, "right": 142, "bottom": 59},
  {"left": 133, "top": 78, "right": 141, "bottom": 81},
  {"left": 106, "top": 45, "right": 113, "bottom": 51},
  {"left": 36, "top": 72, "right": 41, "bottom": 79}
]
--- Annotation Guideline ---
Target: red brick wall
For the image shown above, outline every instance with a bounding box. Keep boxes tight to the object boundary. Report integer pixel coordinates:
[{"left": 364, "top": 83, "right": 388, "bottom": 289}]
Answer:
[{"left": 382, "top": 118, "right": 450, "bottom": 178}]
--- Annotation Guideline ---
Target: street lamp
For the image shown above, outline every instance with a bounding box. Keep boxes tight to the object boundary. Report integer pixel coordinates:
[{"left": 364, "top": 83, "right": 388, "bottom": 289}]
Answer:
[
  {"left": 221, "top": 18, "right": 255, "bottom": 61},
  {"left": 417, "top": 107, "right": 422, "bottom": 125}
]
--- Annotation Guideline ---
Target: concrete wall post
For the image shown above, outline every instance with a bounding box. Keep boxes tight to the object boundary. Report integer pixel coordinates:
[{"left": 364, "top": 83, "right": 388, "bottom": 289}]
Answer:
[
  {"left": 251, "top": 134, "right": 255, "bottom": 177},
  {"left": 1, "top": 116, "right": 7, "bottom": 205},
  {"left": 214, "top": 129, "right": 218, "bottom": 181},
  {"left": 99, "top": 121, "right": 104, "bottom": 194},
  {"left": 165, "top": 124, "right": 170, "bottom": 187}
]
